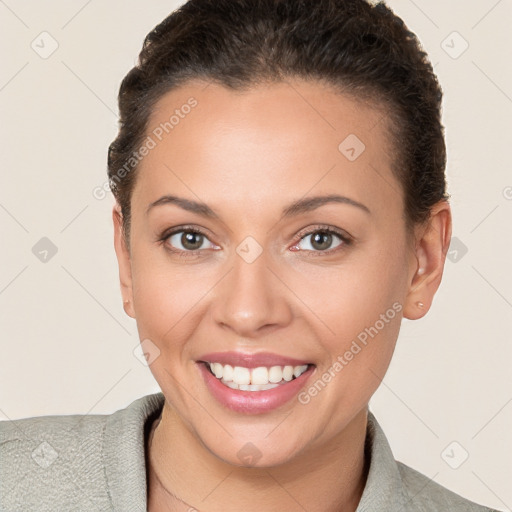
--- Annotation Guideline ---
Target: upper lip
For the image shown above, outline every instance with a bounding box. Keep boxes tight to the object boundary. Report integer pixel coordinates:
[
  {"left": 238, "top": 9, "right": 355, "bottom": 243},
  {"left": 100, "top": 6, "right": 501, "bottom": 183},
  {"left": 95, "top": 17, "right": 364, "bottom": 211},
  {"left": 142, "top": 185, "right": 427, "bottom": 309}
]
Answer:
[{"left": 198, "top": 351, "right": 313, "bottom": 368}]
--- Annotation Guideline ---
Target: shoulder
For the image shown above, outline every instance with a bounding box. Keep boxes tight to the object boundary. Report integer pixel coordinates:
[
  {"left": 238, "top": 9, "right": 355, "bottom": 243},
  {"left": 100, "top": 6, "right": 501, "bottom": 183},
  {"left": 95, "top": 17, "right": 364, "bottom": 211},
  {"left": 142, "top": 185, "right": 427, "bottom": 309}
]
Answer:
[
  {"left": 396, "top": 460, "right": 497, "bottom": 511},
  {"left": 0, "top": 407, "right": 108, "bottom": 472},
  {"left": 360, "top": 411, "right": 497, "bottom": 512},
  {"left": 0, "top": 407, "right": 106, "bottom": 445},
  {"left": 0, "top": 408, "right": 109, "bottom": 510},
  {"left": 0, "top": 392, "right": 165, "bottom": 511}
]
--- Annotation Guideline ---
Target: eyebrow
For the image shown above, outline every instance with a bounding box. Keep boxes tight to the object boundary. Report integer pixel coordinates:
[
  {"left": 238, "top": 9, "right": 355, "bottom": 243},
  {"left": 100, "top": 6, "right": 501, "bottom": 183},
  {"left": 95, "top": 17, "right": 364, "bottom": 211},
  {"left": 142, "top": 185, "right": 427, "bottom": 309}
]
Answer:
[{"left": 146, "top": 193, "right": 371, "bottom": 219}]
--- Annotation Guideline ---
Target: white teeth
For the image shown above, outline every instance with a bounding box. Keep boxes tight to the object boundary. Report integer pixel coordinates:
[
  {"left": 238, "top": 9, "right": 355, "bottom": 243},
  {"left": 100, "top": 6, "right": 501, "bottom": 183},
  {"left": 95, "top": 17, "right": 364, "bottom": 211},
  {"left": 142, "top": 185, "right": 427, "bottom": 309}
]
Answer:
[
  {"left": 232, "top": 366, "right": 251, "bottom": 385},
  {"left": 222, "top": 364, "right": 234, "bottom": 382},
  {"left": 293, "top": 365, "right": 306, "bottom": 378},
  {"left": 283, "top": 366, "right": 294, "bottom": 381},
  {"left": 268, "top": 366, "right": 283, "bottom": 383},
  {"left": 207, "top": 362, "right": 309, "bottom": 388},
  {"left": 251, "top": 366, "right": 269, "bottom": 385},
  {"left": 223, "top": 381, "right": 280, "bottom": 391},
  {"left": 212, "top": 362, "right": 223, "bottom": 379}
]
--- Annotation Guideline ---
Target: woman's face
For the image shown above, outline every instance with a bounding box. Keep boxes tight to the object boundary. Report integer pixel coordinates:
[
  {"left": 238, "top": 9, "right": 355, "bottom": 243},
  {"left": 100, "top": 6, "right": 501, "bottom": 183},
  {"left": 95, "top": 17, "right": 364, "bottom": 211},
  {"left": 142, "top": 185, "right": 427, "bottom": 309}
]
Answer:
[{"left": 115, "top": 79, "right": 429, "bottom": 466}]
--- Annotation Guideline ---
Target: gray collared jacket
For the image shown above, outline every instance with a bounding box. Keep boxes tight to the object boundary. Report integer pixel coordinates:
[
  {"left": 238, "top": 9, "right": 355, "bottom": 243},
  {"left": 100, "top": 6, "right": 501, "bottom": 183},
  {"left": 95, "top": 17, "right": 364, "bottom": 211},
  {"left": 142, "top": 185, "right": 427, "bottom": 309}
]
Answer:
[{"left": 0, "top": 392, "right": 497, "bottom": 511}]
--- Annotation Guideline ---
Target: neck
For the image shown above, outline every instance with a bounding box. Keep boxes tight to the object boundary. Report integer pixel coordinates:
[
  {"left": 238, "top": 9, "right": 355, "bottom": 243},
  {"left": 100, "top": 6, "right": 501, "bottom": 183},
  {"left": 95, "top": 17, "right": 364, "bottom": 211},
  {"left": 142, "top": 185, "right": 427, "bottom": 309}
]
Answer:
[{"left": 147, "top": 403, "right": 369, "bottom": 512}]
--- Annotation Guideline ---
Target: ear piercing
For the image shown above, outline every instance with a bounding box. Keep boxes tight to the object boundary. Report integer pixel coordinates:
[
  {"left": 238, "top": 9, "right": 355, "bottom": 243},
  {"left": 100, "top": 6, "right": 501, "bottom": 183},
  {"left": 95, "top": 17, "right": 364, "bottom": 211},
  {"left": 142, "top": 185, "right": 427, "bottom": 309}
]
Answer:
[{"left": 416, "top": 267, "right": 425, "bottom": 308}]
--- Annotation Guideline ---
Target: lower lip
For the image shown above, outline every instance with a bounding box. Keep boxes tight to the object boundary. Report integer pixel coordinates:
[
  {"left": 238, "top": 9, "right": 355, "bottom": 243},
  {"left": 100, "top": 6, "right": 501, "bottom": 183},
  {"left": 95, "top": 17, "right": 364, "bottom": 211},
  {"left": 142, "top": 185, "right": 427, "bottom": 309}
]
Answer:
[{"left": 197, "top": 362, "right": 316, "bottom": 414}]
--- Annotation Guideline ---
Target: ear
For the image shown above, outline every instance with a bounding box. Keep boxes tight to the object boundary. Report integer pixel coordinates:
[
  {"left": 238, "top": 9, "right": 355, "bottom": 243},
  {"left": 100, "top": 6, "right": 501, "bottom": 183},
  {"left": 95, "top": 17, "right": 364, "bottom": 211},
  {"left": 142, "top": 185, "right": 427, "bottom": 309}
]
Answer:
[
  {"left": 403, "top": 200, "right": 452, "bottom": 320},
  {"left": 112, "top": 204, "right": 135, "bottom": 318}
]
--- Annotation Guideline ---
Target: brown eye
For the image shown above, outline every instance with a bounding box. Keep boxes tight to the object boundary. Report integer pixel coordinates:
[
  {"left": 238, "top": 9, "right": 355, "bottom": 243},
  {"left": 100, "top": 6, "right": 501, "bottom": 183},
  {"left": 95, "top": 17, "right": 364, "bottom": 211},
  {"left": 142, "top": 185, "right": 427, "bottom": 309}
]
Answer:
[
  {"left": 292, "top": 228, "right": 351, "bottom": 255},
  {"left": 309, "top": 232, "right": 335, "bottom": 251},
  {"left": 167, "top": 230, "right": 209, "bottom": 252}
]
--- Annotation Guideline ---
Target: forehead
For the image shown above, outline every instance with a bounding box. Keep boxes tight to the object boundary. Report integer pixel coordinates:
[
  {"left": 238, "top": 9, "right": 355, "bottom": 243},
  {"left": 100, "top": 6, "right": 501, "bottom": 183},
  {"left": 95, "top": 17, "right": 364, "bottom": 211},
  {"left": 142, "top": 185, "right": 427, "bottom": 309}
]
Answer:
[{"left": 133, "top": 79, "right": 401, "bottom": 221}]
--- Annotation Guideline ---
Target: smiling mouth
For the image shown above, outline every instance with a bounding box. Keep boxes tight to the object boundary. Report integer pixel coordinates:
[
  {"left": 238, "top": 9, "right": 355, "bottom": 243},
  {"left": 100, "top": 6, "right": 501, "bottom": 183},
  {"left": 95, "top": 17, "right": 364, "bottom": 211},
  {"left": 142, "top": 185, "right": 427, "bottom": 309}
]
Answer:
[{"left": 201, "top": 361, "right": 314, "bottom": 391}]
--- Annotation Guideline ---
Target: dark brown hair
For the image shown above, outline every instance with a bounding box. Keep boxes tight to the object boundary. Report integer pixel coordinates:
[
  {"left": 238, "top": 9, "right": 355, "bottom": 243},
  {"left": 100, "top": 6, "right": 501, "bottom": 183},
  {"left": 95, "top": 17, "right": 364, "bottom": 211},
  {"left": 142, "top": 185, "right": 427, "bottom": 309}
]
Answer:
[{"left": 107, "top": 0, "right": 448, "bottom": 243}]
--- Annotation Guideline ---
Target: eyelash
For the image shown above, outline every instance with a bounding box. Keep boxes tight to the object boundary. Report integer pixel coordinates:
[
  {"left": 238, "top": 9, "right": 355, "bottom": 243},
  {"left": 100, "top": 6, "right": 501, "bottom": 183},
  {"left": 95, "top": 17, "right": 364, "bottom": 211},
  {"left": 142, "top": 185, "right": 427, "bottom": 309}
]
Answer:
[{"left": 158, "top": 224, "right": 353, "bottom": 258}]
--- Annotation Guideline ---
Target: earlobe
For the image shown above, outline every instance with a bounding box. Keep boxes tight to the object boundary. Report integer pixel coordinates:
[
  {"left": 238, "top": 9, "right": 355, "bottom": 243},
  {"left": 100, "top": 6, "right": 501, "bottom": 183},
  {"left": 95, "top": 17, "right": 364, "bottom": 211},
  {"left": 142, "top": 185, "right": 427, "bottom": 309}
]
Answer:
[
  {"left": 112, "top": 204, "right": 135, "bottom": 318},
  {"left": 403, "top": 201, "right": 452, "bottom": 320}
]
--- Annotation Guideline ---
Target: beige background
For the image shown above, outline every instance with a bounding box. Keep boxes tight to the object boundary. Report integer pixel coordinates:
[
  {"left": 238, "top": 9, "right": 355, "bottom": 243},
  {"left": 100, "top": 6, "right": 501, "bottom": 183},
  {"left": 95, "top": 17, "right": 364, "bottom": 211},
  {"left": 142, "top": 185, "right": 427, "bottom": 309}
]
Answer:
[{"left": 1, "top": 0, "right": 511, "bottom": 510}]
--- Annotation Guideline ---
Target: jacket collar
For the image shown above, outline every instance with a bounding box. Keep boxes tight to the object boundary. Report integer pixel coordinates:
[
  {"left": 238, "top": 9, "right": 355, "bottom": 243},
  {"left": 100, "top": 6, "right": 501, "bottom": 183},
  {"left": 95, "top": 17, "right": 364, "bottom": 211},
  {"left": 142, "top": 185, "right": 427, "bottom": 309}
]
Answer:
[
  {"left": 103, "top": 392, "right": 407, "bottom": 511},
  {"left": 355, "top": 409, "right": 409, "bottom": 510},
  {"left": 103, "top": 391, "right": 165, "bottom": 511}
]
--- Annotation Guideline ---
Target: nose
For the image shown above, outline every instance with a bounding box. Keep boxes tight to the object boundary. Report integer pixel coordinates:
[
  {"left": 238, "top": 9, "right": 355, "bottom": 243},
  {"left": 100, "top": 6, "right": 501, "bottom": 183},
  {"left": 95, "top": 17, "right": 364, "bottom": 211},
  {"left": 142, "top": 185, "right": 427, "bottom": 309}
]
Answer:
[{"left": 211, "top": 248, "right": 293, "bottom": 338}]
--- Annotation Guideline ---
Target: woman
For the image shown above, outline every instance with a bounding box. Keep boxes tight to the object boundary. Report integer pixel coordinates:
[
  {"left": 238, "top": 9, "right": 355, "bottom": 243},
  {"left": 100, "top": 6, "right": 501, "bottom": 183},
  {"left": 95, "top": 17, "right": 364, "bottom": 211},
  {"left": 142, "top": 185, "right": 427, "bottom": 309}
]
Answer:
[{"left": 0, "top": 0, "right": 498, "bottom": 510}]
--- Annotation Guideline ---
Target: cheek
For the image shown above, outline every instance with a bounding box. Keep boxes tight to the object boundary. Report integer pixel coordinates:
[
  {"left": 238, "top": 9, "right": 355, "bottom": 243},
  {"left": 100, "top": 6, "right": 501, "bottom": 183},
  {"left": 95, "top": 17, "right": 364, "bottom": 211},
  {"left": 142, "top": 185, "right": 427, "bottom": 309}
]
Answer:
[
  {"left": 295, "top": 237, "right": 407, "bottom": 384},
  {"left": 292, "top": 235, "right": 407, "bottom": 331},
  {"left": 130, "top": 250, "right": 217, "bottom": 346}
]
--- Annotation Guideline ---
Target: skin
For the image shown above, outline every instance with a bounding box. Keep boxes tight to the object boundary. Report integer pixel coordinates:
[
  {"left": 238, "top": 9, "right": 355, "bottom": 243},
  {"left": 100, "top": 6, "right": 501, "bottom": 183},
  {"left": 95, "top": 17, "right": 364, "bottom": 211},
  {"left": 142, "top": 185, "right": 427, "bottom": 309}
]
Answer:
[{"left": 113, "top": 78, "right": 452, "bottom": 511}]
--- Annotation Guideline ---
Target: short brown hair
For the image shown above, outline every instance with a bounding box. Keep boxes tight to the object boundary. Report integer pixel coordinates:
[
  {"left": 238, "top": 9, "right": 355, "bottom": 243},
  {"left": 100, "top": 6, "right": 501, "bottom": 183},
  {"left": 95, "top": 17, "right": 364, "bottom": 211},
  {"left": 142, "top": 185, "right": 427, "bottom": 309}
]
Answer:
[{"left": 108, "top": 0, "right": 448, "bottom": 243}]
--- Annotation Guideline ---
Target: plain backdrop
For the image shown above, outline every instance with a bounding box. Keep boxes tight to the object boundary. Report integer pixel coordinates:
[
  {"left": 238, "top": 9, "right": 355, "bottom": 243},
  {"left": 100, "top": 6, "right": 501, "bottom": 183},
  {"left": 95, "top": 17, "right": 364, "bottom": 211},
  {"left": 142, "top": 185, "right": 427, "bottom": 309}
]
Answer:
[{"left": 1, "top": 1, "right": 511, "bottom": 510}]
